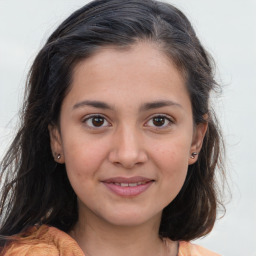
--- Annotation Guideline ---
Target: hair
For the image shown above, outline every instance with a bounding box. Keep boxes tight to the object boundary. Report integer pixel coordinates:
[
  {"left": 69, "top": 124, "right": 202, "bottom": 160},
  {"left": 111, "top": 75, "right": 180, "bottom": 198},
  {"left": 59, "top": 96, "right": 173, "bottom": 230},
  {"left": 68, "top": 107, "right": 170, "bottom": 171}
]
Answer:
[{"left": 0, "top": 0, "right": 226, "bottom": 245}]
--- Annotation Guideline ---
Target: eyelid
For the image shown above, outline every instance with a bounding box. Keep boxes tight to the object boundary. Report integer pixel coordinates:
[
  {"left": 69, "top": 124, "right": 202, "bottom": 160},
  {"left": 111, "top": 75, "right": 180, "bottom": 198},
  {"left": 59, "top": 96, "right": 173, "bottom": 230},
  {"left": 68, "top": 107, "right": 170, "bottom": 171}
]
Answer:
[
  {"left": 82, "top": 114, "right": 112, "bottom": 128},
  {"left": 144, "top": 114, "right": 174, "bottom": 128}
]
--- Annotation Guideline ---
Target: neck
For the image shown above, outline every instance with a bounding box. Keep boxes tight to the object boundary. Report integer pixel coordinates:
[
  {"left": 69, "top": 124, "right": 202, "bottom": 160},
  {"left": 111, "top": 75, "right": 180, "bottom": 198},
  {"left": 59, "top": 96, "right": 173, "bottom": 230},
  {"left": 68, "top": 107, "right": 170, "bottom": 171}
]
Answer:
[{"left": 69, "top": 209, "right": 177, "bottom": 256}]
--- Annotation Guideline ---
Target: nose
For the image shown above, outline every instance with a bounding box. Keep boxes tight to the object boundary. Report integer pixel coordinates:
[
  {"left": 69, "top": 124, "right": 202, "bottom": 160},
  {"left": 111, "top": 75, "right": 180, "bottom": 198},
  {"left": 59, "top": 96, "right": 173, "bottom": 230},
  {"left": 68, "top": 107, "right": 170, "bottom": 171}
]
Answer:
[{"left": 108, "top": 125, "right": 148, "bottom": 169}]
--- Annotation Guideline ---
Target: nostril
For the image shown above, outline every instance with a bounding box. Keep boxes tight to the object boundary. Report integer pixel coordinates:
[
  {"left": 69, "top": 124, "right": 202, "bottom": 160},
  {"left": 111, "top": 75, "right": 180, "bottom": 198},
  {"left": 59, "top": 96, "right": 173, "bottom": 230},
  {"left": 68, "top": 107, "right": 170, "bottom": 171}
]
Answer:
[{"left": 108, "top": 137, "right": 148, "bottom": 168}]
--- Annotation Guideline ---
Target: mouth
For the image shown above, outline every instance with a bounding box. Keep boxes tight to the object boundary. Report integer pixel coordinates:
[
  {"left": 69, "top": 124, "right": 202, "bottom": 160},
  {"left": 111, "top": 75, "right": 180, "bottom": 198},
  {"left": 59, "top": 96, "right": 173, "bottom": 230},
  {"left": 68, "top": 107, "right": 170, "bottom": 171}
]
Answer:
[
  {"left": 101, "top": 176, "right": 154, "bottom": 197},
  {"left": 111, "top": 181, "right": 149, "bottom": 187}
]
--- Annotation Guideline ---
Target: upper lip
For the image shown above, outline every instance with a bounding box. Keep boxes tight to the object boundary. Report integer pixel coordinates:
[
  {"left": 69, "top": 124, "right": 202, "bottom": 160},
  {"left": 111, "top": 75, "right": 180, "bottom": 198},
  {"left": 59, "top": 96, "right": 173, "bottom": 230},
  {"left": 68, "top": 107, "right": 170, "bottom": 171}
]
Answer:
[{"left": 102, "top": 176, "right": 154, "bottom": 184}]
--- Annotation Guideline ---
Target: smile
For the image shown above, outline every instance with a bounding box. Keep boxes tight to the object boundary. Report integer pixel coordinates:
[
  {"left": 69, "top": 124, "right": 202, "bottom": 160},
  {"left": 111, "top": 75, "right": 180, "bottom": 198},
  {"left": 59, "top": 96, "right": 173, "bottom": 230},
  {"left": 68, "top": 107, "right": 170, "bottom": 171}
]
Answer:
[
  {"left": 102, "top": 177, "right": 154, "bottom": 197},
  {"left": 113, "top": 181, "right": 148, "bottom": 187}
]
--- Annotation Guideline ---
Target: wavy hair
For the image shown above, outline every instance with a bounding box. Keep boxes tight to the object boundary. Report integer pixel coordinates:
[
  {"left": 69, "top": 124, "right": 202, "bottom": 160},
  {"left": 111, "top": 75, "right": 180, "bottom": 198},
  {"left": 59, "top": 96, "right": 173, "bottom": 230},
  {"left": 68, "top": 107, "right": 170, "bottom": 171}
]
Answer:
[{"left": 0, "top": 0, "right": 226, "bottom": 244}]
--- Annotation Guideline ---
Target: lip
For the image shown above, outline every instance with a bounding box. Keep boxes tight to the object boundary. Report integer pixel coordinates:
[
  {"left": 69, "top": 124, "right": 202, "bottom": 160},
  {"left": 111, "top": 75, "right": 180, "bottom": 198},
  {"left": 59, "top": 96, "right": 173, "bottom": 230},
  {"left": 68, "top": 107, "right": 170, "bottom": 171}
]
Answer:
[
  {"left": 102, "top": 176, "right": 153, "bottom": 184},
  {"left": 101, "top": 176, "right": 154, "bottom": 197}
]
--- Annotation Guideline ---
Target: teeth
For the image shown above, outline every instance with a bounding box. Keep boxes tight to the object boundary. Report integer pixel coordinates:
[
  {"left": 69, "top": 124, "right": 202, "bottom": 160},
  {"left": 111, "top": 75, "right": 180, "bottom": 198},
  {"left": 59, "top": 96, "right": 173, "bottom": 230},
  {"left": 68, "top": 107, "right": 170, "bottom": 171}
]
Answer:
[
  {"left": 129, "top": 183, "right": 137, "bottom": 187},
  {"left": 113, "top": 181, "right": 148, "bottom": 187}
]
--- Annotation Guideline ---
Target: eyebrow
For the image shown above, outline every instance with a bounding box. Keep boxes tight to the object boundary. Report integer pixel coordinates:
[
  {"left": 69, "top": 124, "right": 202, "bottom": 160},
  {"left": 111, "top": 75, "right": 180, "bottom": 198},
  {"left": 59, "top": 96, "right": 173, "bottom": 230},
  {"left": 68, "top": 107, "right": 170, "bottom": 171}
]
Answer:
[
  {"left": 73, "top": 100, "right": 113, "bottom": 110},
  {"left": 139, "top": 100, "right": 183, "bottom": 111},
  {"left": 72, "top": 99, "right": 182, "bottom": 111}
]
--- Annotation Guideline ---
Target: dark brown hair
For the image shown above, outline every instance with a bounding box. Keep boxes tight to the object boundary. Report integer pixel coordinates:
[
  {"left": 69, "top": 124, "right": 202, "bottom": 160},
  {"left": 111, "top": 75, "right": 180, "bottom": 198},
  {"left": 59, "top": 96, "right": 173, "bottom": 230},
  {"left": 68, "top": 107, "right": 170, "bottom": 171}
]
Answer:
[{"left": 0, "top": 0, "right": 225, "bottom": 244}]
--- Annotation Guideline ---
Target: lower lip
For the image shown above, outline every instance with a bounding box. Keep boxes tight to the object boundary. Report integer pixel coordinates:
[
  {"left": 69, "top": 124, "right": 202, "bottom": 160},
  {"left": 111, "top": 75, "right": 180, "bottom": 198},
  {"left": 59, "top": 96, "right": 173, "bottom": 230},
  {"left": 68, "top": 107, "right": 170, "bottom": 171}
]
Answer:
[{"left": 102, "top": 181, "right": 153, "bottom": 197}]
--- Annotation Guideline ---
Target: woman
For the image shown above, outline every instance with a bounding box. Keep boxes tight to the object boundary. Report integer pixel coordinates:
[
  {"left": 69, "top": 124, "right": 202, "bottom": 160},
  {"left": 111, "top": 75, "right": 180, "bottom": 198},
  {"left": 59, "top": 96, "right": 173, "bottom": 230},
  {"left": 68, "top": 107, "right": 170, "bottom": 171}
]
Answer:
[{"left": 0, "top": 0, "right": 225, "bottom": 255}]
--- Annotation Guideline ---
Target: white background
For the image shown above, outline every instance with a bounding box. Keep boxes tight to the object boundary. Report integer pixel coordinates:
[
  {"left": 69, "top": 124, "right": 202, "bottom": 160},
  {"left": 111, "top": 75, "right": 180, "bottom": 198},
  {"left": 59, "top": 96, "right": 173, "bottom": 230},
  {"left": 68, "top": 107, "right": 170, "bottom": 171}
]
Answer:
[{"left": 0, "top": 1, "right": 255, "bottom": 255}]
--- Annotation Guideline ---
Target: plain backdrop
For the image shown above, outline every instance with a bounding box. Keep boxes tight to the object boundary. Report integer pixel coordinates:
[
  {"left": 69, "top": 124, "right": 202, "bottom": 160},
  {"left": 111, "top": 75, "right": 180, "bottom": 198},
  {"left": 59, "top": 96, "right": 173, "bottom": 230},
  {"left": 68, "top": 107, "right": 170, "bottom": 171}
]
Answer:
[{"left": 0, "top": 1, "right": 256, "bottom": 255}]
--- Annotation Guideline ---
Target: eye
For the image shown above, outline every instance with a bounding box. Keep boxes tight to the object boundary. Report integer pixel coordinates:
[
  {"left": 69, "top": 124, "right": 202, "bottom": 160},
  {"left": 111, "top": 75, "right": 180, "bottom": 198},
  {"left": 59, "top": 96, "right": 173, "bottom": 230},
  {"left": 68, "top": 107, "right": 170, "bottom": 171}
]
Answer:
[
  {"left": 145, "top": 115, "right": 173, "bottom": 128},
  {"left": 83, "top": 115, "right": 110, "bottom": 128}
]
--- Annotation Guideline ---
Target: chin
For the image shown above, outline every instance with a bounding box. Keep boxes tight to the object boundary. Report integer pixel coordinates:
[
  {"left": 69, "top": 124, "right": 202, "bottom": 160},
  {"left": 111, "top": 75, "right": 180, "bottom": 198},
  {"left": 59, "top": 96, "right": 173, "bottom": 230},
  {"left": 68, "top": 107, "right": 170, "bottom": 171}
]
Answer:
[
  {"left": 101, "top": 209, "right": 161, "bottom": 227},
  {"left": 107, "top": 218, "right": 149, "bottom": 227}
]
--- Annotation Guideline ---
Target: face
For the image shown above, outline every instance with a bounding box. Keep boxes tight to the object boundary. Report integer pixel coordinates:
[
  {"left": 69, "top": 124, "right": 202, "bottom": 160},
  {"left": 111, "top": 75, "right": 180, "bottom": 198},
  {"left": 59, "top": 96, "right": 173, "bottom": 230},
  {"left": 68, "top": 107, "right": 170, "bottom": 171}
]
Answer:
[{"left": 49, "top": 42, "right": 207, "bottom": 228}]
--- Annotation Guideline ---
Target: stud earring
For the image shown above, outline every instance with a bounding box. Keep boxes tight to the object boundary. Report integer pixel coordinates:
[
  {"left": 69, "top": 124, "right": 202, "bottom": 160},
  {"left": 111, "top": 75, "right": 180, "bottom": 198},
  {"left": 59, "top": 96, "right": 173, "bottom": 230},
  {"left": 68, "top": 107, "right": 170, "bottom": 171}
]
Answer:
[
  {"left": 57, "top": 154, "right": 61, "bottom": 160},
  {"left": 190, "top": 152, "right": 198, "bottom": 159}
]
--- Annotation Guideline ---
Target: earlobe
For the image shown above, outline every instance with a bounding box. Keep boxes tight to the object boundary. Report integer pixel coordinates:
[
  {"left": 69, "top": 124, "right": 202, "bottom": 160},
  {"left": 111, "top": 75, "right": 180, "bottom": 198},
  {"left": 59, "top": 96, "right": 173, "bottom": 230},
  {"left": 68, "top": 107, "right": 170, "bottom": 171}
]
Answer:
[
  {"left": 188, "top": 120, "right": 208, "bottom": 165},
  {"left": 48, "top": 124, "right": 65, "bottom": 163}
]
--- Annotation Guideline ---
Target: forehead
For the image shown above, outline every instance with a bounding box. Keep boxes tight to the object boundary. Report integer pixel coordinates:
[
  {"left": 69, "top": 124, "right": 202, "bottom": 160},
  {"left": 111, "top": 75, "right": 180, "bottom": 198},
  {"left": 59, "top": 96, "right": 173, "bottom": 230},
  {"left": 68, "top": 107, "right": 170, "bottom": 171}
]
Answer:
[
  {"left": 72, "top": 42, "right": 184, "bottom": 86},
  {"left": 64, "top": 42, "right": 191, "bottom": 112}
]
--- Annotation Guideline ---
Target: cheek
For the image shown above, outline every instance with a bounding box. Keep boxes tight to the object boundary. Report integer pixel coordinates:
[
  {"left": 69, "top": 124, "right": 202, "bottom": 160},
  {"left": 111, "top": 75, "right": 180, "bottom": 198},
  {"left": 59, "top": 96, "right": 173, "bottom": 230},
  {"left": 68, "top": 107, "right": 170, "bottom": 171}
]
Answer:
[
  {"left": 158, "top": 150, "right": 189, "bottom": 205},
  {"left": 160, "top": 149, "right": 188, "bottom": 183},
  {"left": 152, "top": 136, "right": 191, "bottom": 189},
  {"left": 61, "top": 136, "right": 108, "bottom": 182},
  {"left": 61, "top": 139, "right": 107, "bottom": 202},
  {"left": 153, "top": 135, "right": 191, "bottom": 167}
]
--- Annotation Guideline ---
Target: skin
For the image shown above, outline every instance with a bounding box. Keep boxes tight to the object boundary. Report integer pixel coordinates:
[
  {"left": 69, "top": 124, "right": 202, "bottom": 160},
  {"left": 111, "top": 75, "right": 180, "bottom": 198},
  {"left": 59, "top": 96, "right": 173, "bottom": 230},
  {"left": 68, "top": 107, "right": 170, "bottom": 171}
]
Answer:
[{"left": 49, "top": 42, "right": 207, "bottom": 256}]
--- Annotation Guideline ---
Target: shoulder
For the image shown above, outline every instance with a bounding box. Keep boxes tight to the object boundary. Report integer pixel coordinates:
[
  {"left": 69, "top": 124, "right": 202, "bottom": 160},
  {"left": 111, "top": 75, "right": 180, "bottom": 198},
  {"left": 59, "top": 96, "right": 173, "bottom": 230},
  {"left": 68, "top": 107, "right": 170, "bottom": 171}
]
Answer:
[
  {"left": 1, "top": 225, "right": 84, "bottom": 256},
  {"left": 178, "top": 241, "right": 221, "bottom": 256}
]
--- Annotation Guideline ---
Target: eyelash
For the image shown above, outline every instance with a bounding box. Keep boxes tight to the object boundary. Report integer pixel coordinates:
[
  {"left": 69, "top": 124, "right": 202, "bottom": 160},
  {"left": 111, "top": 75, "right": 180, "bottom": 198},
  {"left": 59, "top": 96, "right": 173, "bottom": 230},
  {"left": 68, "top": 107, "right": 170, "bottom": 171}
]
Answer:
[
  {"left": 145, "top": 114, "right": 174, "bottom": 129},
  {"left": 82, "top": 114, "right": 174, "bottom": 129},
  {"left": 82, "top": 115, "right": 111, "bottom": 129}
]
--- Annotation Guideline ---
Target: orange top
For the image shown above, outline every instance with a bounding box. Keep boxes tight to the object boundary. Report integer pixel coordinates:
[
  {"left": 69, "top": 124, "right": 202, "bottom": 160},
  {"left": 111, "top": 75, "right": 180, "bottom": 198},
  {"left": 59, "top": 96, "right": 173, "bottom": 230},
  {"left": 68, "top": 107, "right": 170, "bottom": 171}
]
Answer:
[{"left": 1, "top": 225, "right": 220, "bottom": 256}]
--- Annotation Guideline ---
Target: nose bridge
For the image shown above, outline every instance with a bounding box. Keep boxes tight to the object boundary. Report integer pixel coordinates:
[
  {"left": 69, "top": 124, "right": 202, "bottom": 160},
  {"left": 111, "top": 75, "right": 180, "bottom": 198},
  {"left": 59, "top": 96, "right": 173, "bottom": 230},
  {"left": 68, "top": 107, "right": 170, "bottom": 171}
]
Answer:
[
  {"left": 109, "top": 123, "right": 147, "bottom": 168},
  {"left": 120, "top": 124, "right": 139, "bottom": 152}
]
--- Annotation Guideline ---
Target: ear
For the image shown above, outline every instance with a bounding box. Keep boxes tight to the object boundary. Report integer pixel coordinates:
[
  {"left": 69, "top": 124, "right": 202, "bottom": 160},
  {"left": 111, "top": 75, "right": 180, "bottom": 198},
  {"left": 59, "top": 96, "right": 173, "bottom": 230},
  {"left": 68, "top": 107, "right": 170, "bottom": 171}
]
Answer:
[
  {"left": 48, "top": 124, "right": 65, "bottom": 164},
  {"left": 188, "top": 118, "right": 208, "bottom": 165}
]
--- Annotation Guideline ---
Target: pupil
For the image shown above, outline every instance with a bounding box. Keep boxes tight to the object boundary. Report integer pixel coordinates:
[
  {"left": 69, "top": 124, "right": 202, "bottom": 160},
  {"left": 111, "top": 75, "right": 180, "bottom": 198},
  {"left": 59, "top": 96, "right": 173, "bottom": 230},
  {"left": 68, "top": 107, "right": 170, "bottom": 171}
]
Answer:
[
  {"left": 92, "top": 117, "right": 104, "bottom": 127},
  {"left": 153, "top": 117, "right": 165, "bottom": 126}
]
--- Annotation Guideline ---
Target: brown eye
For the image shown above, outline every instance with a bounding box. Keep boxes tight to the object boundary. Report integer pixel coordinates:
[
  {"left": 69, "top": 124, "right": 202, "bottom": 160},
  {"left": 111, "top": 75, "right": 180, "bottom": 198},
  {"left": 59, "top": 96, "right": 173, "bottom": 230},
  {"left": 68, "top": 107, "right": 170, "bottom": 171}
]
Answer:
[
  {"left": 83, "top": 115, "right": 110, "bottom": 128},
  {"left": 92, "top": 116, "right": 104, "bottom": 127},
  {"left": 152, "top": 116, "right": 166, "bottom": 126},
  {"left": 145, "top": 115, "right": 172, "bottom": 128}
]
